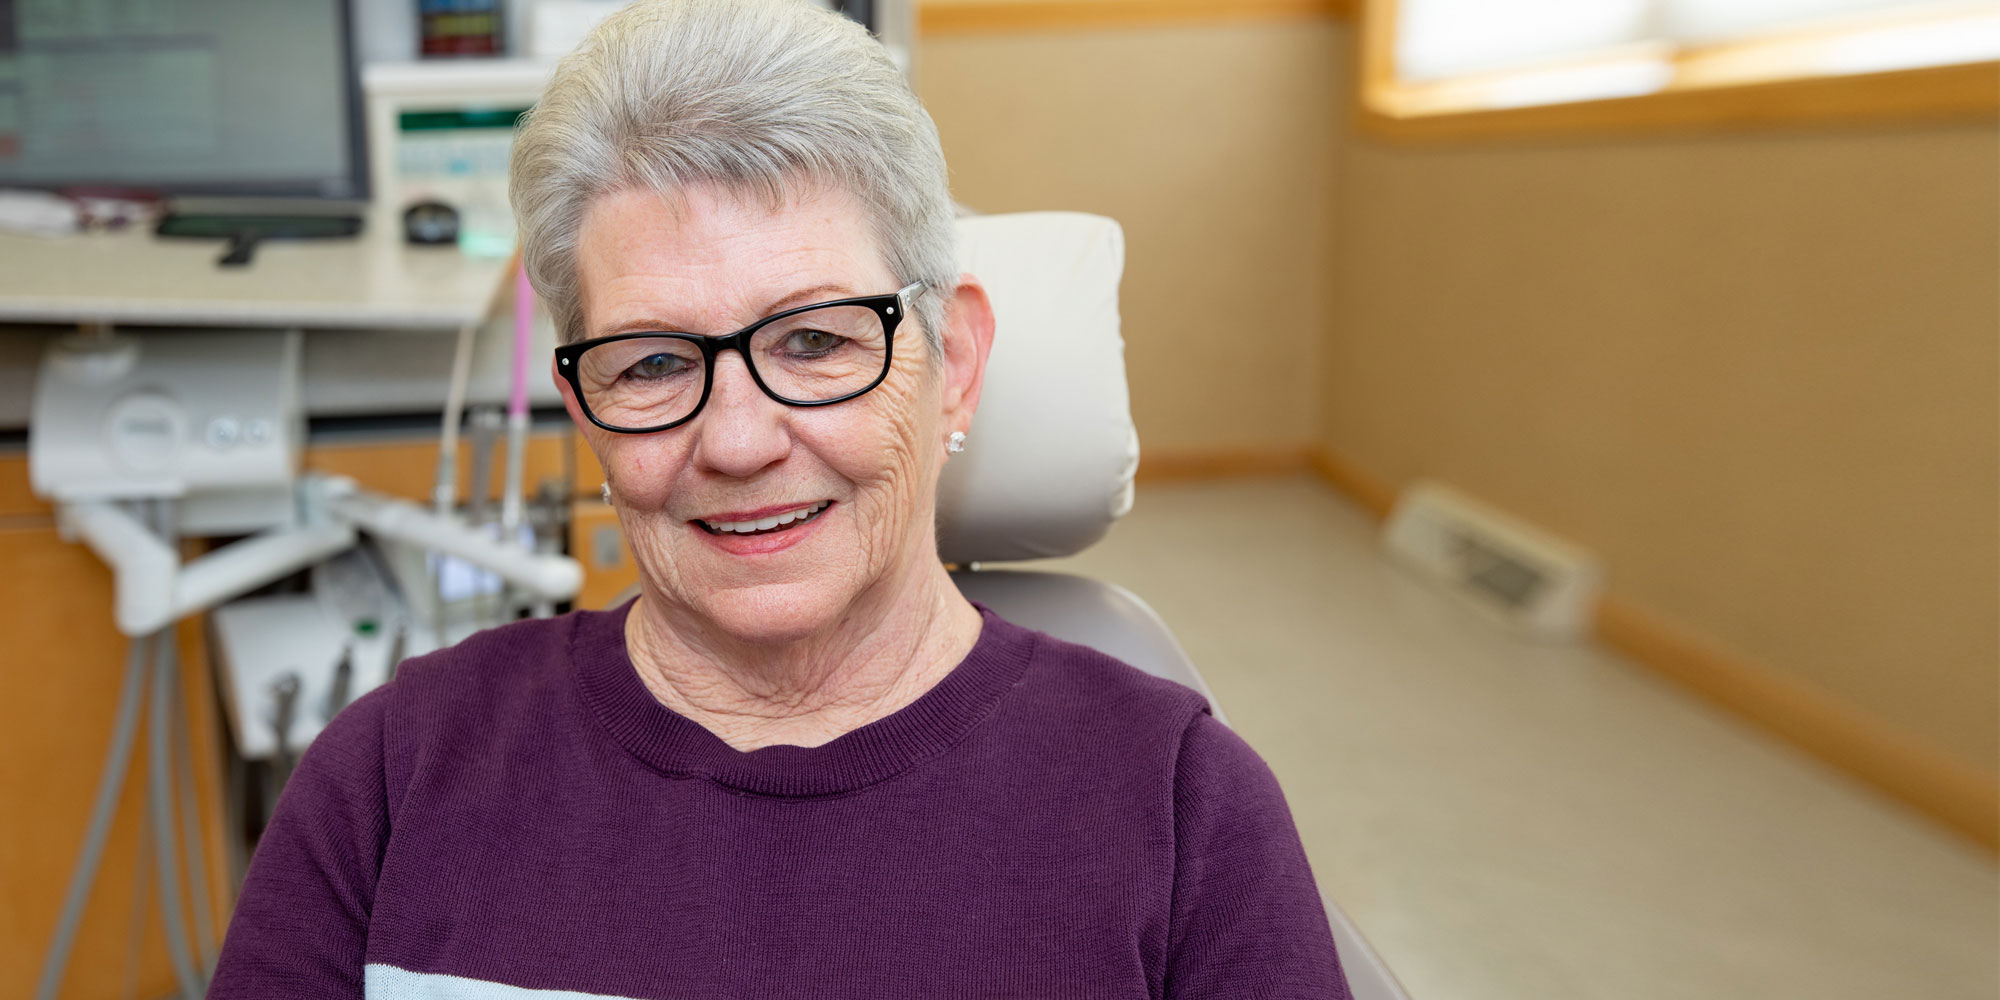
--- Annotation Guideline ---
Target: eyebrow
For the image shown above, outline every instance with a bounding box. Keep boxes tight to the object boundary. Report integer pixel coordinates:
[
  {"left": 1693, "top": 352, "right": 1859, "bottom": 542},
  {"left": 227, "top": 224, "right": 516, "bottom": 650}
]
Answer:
[{"left": 595, "top": 283, "right": 859, "bottom": 338}]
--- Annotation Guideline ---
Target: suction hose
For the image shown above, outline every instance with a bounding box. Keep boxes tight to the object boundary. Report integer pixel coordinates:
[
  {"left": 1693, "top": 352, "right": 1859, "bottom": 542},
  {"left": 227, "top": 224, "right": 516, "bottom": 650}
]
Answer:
[
  {"left": 147, "top": 625, "right": 206, "bottom": 998},
  {"left": 33, "top": 631, "right": 149, "bottom": 1000}
]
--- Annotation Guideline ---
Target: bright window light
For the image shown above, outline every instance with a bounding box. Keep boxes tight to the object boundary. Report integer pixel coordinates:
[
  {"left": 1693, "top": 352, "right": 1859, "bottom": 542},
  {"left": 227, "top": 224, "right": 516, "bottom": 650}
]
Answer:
[
  {"left": 1664, "top": 0, "right": 1953, "bottom": 43},
  {"left": 1386, "top": 0, "right": 1997, "bottom": 115},
  {"left": 1819, "top": 10, "right": 2000, "bottom": 73},
  {"left": 1396, "top": 0, "right": 1657, "bottom": 81},
  {"left": 1481, "top": 59, "right": 1678, "bottom": 107}
]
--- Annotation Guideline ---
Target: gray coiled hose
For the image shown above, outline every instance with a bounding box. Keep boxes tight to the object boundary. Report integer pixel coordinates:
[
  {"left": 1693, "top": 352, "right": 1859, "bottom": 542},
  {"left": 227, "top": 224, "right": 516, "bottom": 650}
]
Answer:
[
  {"left": 158, "top": 501, "right": 219, "bottom": 976},
  {"left": 169, "top": 624, "right": 219, "bottom": 971},
  {"left": 36, "top": 498, "right": 214, "bottom": 1000},
  {"left": 34, "top": 630, "right": 149, "bottom": 1000},
  {"left": 148, "top": 625, "right": 206, "bottom": 998}
]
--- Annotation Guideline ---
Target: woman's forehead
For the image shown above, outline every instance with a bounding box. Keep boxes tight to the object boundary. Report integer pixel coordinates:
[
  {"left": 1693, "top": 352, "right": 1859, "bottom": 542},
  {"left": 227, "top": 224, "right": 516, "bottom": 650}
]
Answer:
[{"left": 575, "top": 184, "right": 893, "bottom": 336}]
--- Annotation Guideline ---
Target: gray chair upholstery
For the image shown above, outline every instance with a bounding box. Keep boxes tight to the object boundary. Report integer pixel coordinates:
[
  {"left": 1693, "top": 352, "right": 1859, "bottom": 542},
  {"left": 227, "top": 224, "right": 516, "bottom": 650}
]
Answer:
[
  {"left": 953, "top": 568, "right": 1413, "bottom": 1000},
  {"left": 949, "top": 568, "right": 1224, "bottom": 723}
]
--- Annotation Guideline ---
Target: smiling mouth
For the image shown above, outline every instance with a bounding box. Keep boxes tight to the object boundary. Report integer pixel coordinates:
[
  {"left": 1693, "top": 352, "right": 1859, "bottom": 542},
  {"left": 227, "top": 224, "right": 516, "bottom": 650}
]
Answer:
[{"left": 694, "top": 501, "right": 833, "bottom": 536}]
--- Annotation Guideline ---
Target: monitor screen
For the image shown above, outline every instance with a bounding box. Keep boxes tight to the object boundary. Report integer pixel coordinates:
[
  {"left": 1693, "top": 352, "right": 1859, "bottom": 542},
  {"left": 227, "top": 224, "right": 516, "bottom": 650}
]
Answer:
[{"left": 0, "top": 0, "right": 365, "bottom": 198}]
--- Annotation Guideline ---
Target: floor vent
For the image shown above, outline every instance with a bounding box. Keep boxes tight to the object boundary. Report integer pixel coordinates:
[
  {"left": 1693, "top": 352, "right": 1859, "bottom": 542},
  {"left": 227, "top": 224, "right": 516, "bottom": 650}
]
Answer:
[{"left": 1382, "top": 481, "right": 1603, "bottom": 640}]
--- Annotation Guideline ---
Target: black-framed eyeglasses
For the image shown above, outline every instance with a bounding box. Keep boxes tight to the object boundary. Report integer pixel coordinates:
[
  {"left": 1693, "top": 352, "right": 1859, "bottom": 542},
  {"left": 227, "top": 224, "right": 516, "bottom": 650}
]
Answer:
[{"left": 556, "top": 281, "right": 922, "bottom": 434}]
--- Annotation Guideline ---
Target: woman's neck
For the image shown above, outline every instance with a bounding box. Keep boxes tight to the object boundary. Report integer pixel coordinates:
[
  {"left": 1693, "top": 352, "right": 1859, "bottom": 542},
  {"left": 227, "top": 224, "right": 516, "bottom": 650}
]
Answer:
[{"left": 622, "top": 561, "right": 984, "bottom": 752}]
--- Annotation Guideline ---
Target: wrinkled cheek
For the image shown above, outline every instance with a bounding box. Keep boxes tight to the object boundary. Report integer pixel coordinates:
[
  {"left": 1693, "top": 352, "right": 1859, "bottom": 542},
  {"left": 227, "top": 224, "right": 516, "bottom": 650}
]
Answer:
[
  {"left": 845, "top": 395, "right": 935, "bottom": 584},
  {"left": 600, "top": 436, "right": 690, "bottom": 535},
  {"left": 619, "top": 508, "right": 690, "bottom": 596},
  {"left": 600, "top": 439, "right": 667, "bottom": 496}
]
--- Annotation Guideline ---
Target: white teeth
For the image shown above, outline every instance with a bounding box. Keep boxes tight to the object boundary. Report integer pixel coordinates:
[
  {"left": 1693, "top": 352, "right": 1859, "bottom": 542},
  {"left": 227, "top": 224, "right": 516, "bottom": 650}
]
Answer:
[{"left": 703, "top": 501, "right": 828, "bottom": 534}]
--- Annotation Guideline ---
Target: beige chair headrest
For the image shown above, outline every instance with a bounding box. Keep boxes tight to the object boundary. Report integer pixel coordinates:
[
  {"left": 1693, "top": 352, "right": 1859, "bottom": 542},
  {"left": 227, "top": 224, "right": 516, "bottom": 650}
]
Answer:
[{"left": 936, "top": 212, "right": 1137, "bottom": 564}]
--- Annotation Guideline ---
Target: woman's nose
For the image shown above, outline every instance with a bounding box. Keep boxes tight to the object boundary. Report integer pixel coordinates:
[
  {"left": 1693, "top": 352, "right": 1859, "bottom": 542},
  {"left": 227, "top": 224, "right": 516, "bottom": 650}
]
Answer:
[{"left": 689, "top": 350, "right": 791, "bottom": 478}]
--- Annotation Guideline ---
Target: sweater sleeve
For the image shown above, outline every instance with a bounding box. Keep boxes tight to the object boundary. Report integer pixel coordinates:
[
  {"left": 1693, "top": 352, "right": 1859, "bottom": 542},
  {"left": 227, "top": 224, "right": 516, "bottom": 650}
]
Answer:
[
  {"left": 1165, "top": 712, "right": 1353, "bottom": 999},
  {"left": 209, "top": 685, "right": 393, "bottom": 998}
]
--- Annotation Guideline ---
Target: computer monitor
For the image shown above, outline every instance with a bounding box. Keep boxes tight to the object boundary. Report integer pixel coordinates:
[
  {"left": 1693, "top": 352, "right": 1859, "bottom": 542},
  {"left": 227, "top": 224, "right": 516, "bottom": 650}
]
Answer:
[{"left": 0, "top": 0, "right": 367, "bottom": 200}]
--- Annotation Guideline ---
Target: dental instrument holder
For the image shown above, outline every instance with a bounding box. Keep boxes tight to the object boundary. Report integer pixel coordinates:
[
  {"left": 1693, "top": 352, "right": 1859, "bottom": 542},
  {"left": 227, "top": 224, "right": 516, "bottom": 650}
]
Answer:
[
  {"left": 31, "top": 329, "right": 305, "bottom": 536},
  {"left": 54, "top": 470, "right": 580, "bottom": 637},
  {"left": 30, "top": 328, "right": 584, "bottom": 638}
]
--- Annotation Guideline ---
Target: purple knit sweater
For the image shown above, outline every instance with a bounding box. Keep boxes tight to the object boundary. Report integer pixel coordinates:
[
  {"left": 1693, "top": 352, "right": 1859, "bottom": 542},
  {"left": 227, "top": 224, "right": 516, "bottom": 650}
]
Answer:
[{"left": 210, "top": 602, "right": 1351, "bottom": 998}]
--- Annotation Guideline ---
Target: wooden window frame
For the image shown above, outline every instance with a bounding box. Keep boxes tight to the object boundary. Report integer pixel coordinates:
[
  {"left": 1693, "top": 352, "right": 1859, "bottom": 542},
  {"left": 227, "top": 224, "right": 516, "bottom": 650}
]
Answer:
[
  {"left": 1358, "top": 0, "right": 2000, "bottom": 140},
  {"left": 916, "top": 0, "right": 1356, "bottom": 36}
]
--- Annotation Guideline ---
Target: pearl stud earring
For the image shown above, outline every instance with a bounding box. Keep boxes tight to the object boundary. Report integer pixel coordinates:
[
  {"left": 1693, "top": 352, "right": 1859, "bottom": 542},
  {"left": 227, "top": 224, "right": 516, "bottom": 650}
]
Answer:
[{"left": 947, "top": 431, "right": 966, "bottom": 454}]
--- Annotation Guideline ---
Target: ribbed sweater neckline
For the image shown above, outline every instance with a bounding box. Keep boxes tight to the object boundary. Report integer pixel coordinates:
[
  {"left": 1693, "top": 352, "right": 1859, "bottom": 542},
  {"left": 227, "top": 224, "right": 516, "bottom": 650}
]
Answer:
[{"left": 571, "top": 600, "right": 1032, "bottom": 798}]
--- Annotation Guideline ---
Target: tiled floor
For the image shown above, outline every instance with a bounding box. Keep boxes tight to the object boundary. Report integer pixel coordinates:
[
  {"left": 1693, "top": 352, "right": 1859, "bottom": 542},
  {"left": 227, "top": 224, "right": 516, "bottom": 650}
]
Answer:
[{"left": 1023, "top": 475, "right": 1997, "bottom": 1000}]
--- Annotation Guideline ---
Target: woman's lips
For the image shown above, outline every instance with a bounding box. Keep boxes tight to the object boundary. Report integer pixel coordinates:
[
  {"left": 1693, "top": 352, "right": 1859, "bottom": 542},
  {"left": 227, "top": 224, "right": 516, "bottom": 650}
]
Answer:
[
  {"left": 694, "top": 500, "right": 832, "bottom": 535},
  {"left": 688, "top": 501, "right": 833, "bottom": 555}
]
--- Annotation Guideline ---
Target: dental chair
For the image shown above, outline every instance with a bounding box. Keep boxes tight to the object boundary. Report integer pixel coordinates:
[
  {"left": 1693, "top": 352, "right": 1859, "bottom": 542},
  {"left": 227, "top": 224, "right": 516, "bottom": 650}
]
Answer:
[{"left": 940, "top": 211, "right": 1412, "bottom": 1000}]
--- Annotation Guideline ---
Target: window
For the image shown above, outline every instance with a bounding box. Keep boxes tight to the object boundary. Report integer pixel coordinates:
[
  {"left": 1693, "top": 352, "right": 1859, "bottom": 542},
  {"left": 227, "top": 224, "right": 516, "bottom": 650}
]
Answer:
[{"left": 1361, "top": 0, "right": 2000, "bottom": 134}]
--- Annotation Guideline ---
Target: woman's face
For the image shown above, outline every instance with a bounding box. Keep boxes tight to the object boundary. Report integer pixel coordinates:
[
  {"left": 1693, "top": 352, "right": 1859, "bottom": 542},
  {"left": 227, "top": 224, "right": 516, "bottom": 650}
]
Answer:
[{"left": 559, "top": 182, "right": 988, "bottom": 645}]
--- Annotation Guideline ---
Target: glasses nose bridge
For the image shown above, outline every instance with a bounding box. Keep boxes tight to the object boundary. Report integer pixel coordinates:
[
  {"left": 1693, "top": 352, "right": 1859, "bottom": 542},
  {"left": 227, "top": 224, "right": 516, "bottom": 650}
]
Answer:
[
  {"left": 708, "top": 326, "right": 761, "bottom": 366},
  {"left": 701, "top": 328, "right": 778, "bottom": 409}
]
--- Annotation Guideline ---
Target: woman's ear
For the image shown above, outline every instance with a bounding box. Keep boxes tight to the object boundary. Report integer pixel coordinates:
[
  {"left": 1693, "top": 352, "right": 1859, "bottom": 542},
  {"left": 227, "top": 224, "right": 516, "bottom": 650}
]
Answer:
[{"left": 938, "top": 273, "right": 995, "bottom": 434}]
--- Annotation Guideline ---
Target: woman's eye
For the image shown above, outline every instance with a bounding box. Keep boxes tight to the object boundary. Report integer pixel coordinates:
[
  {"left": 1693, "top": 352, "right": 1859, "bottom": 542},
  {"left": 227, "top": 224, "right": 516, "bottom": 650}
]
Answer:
[
  {"left": 784, "top": 329, "right": 845, "bottom": 354},
  {"left": 627, "top": 353, "right": 692, "bottom": 379}
]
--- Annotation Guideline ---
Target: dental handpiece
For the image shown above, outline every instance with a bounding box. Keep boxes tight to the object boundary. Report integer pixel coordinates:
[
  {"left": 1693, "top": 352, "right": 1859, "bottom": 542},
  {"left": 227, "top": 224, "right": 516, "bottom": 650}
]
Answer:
[
  {"left": 321, "top": 644, "right": 353, "bottom": 722},
  {"left": 385, "top": 623, "right": 408, "bottom": 683},
  {"left": 269, "top": 672, "right": 301, "bottom": 791},
  {"left": 467, "top": 407, "right": 502, "bottom": 525}
]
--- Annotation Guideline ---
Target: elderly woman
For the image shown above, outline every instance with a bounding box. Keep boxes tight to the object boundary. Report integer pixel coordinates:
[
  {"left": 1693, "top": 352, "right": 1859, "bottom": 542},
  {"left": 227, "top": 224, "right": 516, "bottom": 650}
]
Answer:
[{"left": 211, "top": 1, "right": 1348, "bottom": 996}]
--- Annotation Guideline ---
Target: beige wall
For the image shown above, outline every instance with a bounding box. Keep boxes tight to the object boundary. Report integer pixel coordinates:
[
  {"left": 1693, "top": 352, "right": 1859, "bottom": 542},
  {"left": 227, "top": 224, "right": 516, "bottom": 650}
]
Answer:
[
  {"left": 922, "top": 18, "right": 1997, "bottom": 787},
  {"left": 919, "top": 23, "right": 1341, "bottom": 457},
  {"left": 1319, "top": 53, "right": 1999, "bottom": 775}
]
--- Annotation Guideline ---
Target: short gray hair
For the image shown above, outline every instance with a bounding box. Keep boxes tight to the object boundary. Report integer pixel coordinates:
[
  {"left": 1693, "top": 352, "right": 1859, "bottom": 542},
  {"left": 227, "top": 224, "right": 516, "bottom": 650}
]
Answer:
[{"left": 509, "top": 0, "right": 956, "bottom": 352}]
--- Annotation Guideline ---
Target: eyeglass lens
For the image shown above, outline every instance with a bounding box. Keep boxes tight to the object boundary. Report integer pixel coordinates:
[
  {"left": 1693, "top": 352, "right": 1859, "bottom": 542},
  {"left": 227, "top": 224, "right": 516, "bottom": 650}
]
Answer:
[{"left": 574, "top": 303, "right": 890, "bottom": 429}]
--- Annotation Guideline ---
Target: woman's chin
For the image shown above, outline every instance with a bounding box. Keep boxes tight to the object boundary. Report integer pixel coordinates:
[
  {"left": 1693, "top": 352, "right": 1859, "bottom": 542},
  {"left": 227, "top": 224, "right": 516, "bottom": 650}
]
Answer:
[{"left": 676, "top": 582, "right": 855, "bottom": 647}]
